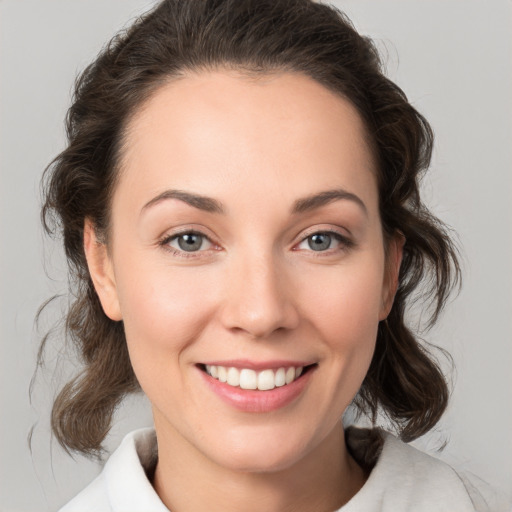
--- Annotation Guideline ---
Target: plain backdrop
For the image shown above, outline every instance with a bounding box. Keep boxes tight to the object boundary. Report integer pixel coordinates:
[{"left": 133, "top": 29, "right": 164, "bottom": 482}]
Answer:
[{"left": 1, "top": 1, "right": 511, "bottom": 510}]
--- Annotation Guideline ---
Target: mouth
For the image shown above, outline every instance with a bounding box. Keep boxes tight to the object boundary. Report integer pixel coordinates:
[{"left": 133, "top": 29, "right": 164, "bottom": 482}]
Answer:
[
  {"left": 198, "top": 363, "right": 317, "bottom": 391},
  {"left": 197, "top": 362, "right": 317, "bottom": 413}
]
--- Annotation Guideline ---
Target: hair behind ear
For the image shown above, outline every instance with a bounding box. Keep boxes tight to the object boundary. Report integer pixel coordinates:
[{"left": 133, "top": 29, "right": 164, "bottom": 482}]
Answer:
[
  {"left": 49, "top": 281, "right": 139, "bottom": 457},
  {"left": 356, "top": 309, "right": 451, "bottom": 443}
]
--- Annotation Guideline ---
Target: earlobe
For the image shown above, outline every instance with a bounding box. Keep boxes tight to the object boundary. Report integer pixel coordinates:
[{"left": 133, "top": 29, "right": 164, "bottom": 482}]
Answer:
[
  {"left": 83, "top": 219, "right": 122, "bottom": 321},
  {"left": 379, "top": 232, "right": 405, "bottom": 320}
]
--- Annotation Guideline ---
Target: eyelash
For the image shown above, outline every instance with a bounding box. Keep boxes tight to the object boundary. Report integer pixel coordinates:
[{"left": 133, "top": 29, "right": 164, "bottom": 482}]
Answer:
[
  {"left": 295, "top": 230, "right": 354, "bottom": 255},
  {"left": 158, "top": 229, "right": 354, "bottom": 259},
  {"left": 158, "top": 230, "right": 217, "bottom": 259}
]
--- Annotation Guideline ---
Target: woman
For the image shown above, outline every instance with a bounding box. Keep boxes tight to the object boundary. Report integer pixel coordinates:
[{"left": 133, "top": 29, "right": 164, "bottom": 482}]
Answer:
[{"left": 39, "top": 0, "right": 506, "bottom": 510}]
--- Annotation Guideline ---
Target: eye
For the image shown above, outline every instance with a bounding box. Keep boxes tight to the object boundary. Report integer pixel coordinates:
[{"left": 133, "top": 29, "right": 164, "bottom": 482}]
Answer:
[
  {"left": 296, "top": 231, "right": 352, "bottom": 252},
  {"left": 162, "top": 231, "right": 214, "bottom": 253},
  {"left": 306, "top": 233, "right": 334, "bottom": 251}
]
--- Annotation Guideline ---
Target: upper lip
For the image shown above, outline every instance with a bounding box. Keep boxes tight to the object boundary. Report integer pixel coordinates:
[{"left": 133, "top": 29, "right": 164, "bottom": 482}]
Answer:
[{"left": 199, "top": 359, "right": 315, "bottom": 371}]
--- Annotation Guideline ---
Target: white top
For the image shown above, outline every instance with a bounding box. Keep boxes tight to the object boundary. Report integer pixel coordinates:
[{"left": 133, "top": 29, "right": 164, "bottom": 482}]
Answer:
[{"left": 59, "top": 427, "right": 509, "bottom": 512}]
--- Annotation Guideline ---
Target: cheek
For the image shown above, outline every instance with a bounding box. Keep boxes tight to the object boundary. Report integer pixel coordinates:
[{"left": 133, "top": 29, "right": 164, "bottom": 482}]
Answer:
[
  {"left": 114, "top": 256, "right": 217, "bottom": 374},
  {"left": 300, "top": 260, "right": 385, "bottom": 342},
  {"left": 290, "top": 257, "right": 384, "bottom": 423},
  {"left": 298, "top": 255, "right": 384, "bottom": 392}
]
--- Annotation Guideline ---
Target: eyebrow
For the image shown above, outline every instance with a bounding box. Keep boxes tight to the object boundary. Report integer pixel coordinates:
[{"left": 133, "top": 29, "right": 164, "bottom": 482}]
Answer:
[
  {"left": 141, "top": 189, "right": 225, "bottom": 214},
  {"left": 141, "top": 188, "right": 367, "bottom": 216},
  {"left": 292, "top": 189, "right": 367, "bottom": 216}
]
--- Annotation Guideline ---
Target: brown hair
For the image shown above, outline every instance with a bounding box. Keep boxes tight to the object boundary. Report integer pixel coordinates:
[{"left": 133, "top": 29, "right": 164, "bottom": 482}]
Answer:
[{"left": 40, "top": 0, "right": 460, "bottom": 457}]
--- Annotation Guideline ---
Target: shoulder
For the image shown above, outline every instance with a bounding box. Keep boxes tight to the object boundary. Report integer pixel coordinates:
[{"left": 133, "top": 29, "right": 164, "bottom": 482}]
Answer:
[
  {"left": 58, "top": 428, "right": 168, "bottom": 512},
  {"left": 59, "top": 473, "right": 111, "bottom": 512},
  {"left": 343, "top": 427, "right": 510, "bottom": 512}
]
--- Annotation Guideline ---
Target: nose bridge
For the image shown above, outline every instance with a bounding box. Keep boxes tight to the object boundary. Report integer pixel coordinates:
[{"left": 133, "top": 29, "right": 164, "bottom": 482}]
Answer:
[{"left": 220, "top": 244, "right": 299, "bottom": 338}]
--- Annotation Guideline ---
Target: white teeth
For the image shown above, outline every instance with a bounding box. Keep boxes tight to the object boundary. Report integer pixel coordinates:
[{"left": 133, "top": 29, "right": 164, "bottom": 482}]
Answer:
[
  {"left": 217, "top": 366, "right": 227, "bottom": 383},
  {"left": 227, "top": 367, "right": 240, "bottom": 387},
  {"left": 205, "top": 365, "right": 305, "bottom": 390},
  {"left": 257, "top": 369, "right": 275, "bottom": 391},
  {"left": 239, "top": 369, "right": 258, "bottom": 390},
  {"left": 275, "top": 367, "right": 286, "bottom": 387}
]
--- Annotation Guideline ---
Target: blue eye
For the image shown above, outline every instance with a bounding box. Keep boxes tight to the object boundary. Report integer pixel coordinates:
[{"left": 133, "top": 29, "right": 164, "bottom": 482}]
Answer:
[
  {"left": 307, "top": 233, "right": 333, "bottom": 251},
  {"left": 297, "top": 231, "right": 350, "bottom": 252},
  {"left": 164, "top": 232, "right": 213, "bottom": 253}
]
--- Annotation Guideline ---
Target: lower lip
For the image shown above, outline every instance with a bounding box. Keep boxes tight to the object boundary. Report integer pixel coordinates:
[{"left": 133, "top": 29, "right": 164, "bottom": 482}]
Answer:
[{"left": 199, "top": 367, "right": 315, "bottom": 413}]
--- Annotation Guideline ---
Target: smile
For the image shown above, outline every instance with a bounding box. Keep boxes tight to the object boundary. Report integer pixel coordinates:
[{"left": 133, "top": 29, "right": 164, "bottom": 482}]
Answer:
[
  {"left": 199, "top": 362, "right": 316, "bottom": 413},
  {"left": 205, "top": 365, "right": 304, "bottom": 391}
]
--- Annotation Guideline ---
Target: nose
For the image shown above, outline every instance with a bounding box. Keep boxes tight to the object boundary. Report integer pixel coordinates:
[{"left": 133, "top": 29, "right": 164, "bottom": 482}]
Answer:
[{"left": 219, "top": 252, "right": 300, "bottom": 339}]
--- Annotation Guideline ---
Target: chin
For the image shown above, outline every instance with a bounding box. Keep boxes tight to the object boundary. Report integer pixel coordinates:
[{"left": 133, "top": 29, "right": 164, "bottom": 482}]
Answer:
[
  {"left": 213, "top": 447, "right": 304, "bottom": 474},
  {"left": 201, "top": 423, "right": 319, "bottom": 474}
]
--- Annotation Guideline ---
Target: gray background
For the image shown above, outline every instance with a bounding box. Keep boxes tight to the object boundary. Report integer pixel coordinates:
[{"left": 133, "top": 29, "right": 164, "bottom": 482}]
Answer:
[{"left": 1, "top": 1, "right": 511, "bottom": 510}]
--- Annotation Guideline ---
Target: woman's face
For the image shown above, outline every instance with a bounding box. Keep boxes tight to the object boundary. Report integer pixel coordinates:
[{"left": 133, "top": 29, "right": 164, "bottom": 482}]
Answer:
[{"left": 88, "top": 70, "right": 400, "bottom": 472}]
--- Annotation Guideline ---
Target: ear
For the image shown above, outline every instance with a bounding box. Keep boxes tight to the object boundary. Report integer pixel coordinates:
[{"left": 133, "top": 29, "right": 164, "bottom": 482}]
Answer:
[
  {"left": 83, "top": 219, "right": 122, "bottom": 321},
  {"left": 379, "top": 232, "right": 405, "bottom": 320}
]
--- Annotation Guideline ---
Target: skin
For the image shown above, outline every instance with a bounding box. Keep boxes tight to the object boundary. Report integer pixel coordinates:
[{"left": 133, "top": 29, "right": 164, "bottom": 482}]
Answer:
[{"left": 85, "top": 70, "right": 402, "bottom": 512}]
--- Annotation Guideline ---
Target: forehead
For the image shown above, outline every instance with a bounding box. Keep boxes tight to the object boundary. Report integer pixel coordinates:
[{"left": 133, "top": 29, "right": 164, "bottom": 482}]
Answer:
[{"left": 116, "top": 70, "right": 377, "bottom": 216}]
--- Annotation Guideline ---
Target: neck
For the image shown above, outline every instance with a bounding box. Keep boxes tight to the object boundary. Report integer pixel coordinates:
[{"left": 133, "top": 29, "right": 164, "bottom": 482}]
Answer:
[{"left": 152, "top": 421, "right": 366, "bottom": 512}]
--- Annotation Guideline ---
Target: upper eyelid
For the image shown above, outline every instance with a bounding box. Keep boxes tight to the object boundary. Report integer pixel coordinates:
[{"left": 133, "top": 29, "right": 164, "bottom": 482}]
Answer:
[
  {"left": 299, "top": 227, "right": 348, "bottom": 238},
  {"left": 294, "top": 230, "right": 352, "bottom": 250},
  {"left": 160, "top": 227, "right": 215, "bottom": 244},
  {"left": 295, "top": 227, "right": 352, "bottom": 245},
  {"left": 160, "top": 227, "right": 348, "bottom": 239}
]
